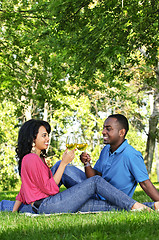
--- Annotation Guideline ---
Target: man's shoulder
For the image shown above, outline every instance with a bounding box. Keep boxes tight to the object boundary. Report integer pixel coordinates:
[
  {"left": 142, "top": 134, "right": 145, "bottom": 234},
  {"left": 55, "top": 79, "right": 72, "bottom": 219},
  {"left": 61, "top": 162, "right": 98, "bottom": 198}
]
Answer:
[
  {"left": 124, "top": 142, "right": 142, "bottom": 155},
  {"left": 119, "top": 143, "right": 143, "bottom": 163},
  {"left": 119, "top": 145, "right": 144, "bottom": 171}
]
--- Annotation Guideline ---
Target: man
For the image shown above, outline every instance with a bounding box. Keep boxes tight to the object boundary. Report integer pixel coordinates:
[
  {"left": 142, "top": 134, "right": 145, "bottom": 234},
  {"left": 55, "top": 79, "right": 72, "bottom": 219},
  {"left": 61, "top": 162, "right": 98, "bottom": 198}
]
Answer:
[
  {"left": 80, "top": 114, "right": 159, "bottom": 201},
  {"left": 51, "top": 114, "right": 159, "bottom": 204}
]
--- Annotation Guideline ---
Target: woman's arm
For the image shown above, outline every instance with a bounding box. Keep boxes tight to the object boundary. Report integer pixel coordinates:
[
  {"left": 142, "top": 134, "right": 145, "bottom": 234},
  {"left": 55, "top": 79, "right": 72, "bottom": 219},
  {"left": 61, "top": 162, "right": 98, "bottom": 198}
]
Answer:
[
  {"left": 12, "top": 200, "right": 22, "bottom": 212},
  {"left": 53, "top": 149, "right": 75, "bottom": 185}
]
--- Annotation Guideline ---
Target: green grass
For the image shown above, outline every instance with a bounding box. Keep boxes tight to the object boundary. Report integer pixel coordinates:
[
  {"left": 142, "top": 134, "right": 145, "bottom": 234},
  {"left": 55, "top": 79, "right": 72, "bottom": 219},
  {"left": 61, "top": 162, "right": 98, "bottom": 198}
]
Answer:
[{"left": 1, "top": 183, "right": 159, "bottom": 240}]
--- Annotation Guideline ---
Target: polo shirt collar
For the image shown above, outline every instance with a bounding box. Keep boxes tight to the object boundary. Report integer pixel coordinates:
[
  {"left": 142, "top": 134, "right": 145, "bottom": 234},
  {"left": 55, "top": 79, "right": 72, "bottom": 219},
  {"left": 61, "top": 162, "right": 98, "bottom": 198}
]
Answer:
[{"left": 109, "top": 139, "right": 128, "bottom": 155}]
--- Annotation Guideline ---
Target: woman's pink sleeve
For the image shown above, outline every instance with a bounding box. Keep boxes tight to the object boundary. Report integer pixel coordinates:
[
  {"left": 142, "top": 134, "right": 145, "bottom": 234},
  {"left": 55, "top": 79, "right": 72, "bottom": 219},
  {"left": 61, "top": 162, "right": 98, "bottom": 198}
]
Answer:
[
  {"left": 25, "top": 155, "right": 59, "bottom": 196},
  {"left": 16, "top": 187, "right": 26, "bottom": 204}
]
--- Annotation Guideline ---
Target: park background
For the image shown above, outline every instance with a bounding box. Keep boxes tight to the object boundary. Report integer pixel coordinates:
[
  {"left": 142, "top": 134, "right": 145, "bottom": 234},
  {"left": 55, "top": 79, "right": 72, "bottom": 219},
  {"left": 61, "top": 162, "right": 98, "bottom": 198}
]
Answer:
[
  {"left": 0, "top": 0, "right": 158, "bottom": 191},
  {"left": 0, "top": 1, "right": 159, "bottom": 239}
]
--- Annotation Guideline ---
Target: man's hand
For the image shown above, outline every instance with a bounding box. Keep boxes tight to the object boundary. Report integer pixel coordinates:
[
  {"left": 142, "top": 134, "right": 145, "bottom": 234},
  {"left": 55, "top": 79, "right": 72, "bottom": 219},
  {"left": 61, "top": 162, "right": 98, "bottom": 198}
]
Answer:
[{"left": 80, "top": 152, "right": 91, "bottom": 165}]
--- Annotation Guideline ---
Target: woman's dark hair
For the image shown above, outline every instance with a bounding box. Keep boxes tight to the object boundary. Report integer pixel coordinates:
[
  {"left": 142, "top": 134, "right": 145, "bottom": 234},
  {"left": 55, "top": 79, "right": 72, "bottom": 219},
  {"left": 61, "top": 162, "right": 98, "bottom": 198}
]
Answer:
[
  {"left": 16, "top": 119, "right": 51, "bottom": 176},
  {"left": 108, "top": 114, "right": 129, "bottom": 137}
]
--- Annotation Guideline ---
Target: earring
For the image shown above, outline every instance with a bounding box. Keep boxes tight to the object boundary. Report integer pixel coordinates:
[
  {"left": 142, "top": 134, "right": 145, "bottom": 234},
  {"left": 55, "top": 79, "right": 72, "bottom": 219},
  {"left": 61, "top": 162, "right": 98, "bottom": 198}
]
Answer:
[{"left": 31, "top": 142, "right": 36, "bottom": 153}]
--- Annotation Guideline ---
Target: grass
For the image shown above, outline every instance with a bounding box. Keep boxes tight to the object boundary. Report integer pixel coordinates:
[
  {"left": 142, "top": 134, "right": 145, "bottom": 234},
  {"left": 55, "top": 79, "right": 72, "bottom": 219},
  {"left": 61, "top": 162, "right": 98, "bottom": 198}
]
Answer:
[{"left": 1, "top": 183, "right": 159, "bottom": 240}]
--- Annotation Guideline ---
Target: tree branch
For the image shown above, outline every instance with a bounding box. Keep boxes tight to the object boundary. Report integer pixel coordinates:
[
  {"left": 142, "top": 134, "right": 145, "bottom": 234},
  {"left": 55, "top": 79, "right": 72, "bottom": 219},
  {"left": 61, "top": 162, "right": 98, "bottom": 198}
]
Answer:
[{"left": 138, "top": 47, "right": 149, "bottom": 58}]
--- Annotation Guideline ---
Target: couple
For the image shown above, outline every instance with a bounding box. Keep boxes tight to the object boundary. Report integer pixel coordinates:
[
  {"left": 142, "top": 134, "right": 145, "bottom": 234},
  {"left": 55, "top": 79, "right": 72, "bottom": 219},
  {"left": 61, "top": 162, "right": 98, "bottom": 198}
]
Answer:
[{"left": 1, "top": 117, "right": 159, "bottom": 214}]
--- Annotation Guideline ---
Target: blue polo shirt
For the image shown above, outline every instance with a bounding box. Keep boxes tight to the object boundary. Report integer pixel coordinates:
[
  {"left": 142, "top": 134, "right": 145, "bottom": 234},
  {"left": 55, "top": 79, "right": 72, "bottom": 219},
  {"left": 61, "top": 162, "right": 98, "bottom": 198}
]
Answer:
[{"left": 94, "top": 140, "right": 149, "bottom": 198}]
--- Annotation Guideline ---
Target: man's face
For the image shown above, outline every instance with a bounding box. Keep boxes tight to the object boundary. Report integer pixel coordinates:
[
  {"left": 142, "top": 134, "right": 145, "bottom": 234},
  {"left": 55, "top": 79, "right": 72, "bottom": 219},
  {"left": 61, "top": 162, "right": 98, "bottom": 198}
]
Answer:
[{"left": 102, "top": 117, "right": 123, "bottom": 146}]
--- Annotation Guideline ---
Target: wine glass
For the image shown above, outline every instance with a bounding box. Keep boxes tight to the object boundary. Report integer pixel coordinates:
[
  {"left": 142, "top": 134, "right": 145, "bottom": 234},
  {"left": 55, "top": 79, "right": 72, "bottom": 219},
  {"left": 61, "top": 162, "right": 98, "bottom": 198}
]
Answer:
[
  {"left": 76, "top": 136, "right": 88, "bottom": 151},
  {"left": 66, "top": 136, "right": 77, "bottom": 150}
]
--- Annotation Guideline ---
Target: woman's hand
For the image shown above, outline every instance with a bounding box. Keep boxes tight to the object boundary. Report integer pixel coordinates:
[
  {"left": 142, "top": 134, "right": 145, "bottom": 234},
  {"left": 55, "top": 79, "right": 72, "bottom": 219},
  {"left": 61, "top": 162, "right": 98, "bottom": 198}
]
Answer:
[
  {"left": 12, "top": 200, "right": 22, "bottom": 212},
  {"left": 53, "top": 149, "right": 75, "bottom": 185},
  {"left": 61, "top": 149, "right": 75, "bottom": 166}
]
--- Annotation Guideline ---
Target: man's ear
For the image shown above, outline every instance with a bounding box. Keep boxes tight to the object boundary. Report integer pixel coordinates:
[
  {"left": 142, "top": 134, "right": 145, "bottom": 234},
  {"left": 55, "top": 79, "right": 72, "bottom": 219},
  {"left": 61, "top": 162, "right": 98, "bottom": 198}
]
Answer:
[{"left": 119, "top": 129, "right": 126, "bottom": 137}]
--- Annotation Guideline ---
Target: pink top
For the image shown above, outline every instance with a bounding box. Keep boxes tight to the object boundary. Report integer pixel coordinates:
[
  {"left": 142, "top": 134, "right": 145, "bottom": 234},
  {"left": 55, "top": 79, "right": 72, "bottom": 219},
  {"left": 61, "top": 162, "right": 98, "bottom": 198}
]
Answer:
[{"left": 16, "top": 153, "right": 59, "bottom": 204}]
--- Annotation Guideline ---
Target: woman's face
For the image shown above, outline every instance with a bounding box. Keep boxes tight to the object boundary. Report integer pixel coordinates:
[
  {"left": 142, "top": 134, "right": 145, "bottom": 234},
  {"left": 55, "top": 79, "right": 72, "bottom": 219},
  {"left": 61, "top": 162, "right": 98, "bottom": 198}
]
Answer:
[{"left": 34, "top": 126, "right": 50, "bottom": 155}]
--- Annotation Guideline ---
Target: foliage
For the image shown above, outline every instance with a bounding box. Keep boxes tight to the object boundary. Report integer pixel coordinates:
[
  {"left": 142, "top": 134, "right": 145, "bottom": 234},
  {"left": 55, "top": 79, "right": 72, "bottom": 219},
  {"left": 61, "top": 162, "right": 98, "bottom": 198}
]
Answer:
[
  {"left": 0, "top": 0, "right": 71, "bottom": 122},
  {"left": 0, "top": 0, "right": 158, "bottom": 121},
  {"left": 127, "top": 125, "right": 146, "bottom": 156},
  {"left": 47, "top": 92, "right": 149, "bottom": 165},
  {"left": 49, "top": 0, "right": 159, "bottom": 170},
  {"left": 1, "top": 0, "right": 158, "bottom": 92},
  {"left": 46, "top": 94, "right": 103, "bottom": 164},
  {"left": 49, "top": 0, "right": 158, "bottom": 84},
  {"left": 0, "top": 0, "right": 158, "bottom": 184},
  {"left": 0, "top": 101, "right": 19, "bottom": 190}
]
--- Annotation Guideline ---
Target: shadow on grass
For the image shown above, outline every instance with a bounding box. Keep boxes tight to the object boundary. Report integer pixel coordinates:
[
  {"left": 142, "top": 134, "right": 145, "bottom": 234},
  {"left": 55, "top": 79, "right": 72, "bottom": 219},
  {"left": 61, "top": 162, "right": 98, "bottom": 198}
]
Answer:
[
  {"left": 133, "top": 190, "right": 153, "bottom": 203},
  {"left": 1, "top": 212, "right": 159, "bottom": 240},
  {"left": 1, "top": 183, "right": 159, "bottom": 240}
]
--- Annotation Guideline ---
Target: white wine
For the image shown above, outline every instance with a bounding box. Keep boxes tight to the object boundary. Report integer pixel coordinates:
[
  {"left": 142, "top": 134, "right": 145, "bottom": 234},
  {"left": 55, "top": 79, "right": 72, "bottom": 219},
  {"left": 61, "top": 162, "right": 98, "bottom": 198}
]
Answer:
[
  {"left": 66, "top": 143, "right": 77, "bottom": 150},
  {"left": 76, "top": 143, "right": 88, "bottom": 151}
]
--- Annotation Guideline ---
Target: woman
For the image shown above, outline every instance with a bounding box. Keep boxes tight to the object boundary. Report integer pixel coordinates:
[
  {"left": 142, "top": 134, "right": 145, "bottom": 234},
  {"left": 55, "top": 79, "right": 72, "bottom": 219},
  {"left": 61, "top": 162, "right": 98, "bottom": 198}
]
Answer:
[{"left": 8, "top": 119, "right": 158, "bottom": 213}]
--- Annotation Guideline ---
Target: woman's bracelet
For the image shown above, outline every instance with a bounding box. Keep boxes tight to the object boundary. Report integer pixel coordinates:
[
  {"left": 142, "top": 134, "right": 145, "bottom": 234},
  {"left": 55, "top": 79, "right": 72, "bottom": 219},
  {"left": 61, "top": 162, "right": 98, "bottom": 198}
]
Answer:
[{"left": 84, "top": 162, "right": 91, "bottom": 167}]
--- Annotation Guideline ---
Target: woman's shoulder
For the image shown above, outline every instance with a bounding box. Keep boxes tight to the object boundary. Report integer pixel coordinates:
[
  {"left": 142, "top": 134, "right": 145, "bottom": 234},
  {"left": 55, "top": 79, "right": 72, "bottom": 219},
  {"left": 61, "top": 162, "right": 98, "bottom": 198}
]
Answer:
[{"left": 23, "top": 153, "right": 41, "bottom": 164}]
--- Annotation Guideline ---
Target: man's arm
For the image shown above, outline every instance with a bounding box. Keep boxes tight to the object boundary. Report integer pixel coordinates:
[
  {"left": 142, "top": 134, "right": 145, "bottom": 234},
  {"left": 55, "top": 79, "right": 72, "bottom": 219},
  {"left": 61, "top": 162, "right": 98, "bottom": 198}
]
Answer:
[
  {"left": 84, "top": 164, "right": 102, "bottom": 178},
  {"left": 139, "top": 179, "right": 159, "bottom": 201}
]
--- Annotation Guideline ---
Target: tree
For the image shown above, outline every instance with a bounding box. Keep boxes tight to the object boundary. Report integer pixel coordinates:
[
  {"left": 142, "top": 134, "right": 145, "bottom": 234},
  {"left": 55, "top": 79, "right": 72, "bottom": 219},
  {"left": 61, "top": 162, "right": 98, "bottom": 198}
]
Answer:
[
  {"left": 0, "top": 0, "right": 71, "bottom": 121},
  {"left": 49, "top": 0, "right": 158, "bottom": 173},
  {"left": 0, "top": 0, "right": 158, "bottom": 174},
  {"left": 0, "top": 101, "right": 19, "bottom": 190}
]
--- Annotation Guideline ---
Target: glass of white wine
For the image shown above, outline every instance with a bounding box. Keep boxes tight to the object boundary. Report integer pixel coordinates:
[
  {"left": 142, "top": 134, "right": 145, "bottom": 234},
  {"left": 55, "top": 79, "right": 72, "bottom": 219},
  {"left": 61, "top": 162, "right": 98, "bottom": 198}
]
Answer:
[
  {"left": 66, "top": 136, "right": 77, "bottom": 150},
  {"left": 76, "top": 137, "right": 88, "bottom": 151}
]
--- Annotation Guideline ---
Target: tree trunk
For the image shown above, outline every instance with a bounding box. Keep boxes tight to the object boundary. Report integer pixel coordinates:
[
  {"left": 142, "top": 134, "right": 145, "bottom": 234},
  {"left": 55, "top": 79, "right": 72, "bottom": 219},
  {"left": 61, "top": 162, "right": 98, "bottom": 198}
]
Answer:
[
  {"left": 144, "top": 63, "right": 159, "bottom": 174},
  {"left": 43, "top": 101, "right": 48, "bottom": 121},
  {"left": 43, "top": 101, "right": 51, "bottom": 153},
  {"left": 25, "top": 104, "right": 32, "bottom": 121},
  {"left": 156, "top": 142, "right": 159, "bottom": 181},
  {"left": 21, "top": 97, "right": 33, "bottom": 121}
]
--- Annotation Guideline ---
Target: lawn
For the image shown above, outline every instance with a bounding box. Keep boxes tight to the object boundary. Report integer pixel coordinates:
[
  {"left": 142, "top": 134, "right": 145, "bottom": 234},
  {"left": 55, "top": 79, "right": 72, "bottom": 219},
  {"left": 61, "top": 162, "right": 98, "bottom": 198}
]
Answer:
[{"left": 1, "top": 183, "right": 159, "bottom": 240}]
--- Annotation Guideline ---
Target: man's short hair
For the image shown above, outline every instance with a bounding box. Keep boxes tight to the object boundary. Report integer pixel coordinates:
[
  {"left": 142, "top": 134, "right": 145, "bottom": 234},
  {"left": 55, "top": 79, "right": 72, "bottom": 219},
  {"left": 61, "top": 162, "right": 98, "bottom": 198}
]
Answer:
[{"left": 108, "top": 114, "right": 129, "bottom": 136}]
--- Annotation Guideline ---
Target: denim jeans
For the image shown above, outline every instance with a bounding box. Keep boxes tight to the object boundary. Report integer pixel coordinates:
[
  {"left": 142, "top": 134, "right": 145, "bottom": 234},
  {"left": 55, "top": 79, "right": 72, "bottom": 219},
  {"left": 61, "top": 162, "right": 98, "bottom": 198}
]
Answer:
[
  {"left": 0, "top": 162, "right": 154, "bottom": 213},
  {"left": 0, "top": 200, "right": 34, "bottom": 213},
  {"left": 39, "top": 175, "right": 136, "bottom": 214},
  {"left": 51, "top": 161, "right": 155, "bottom": 210},
  {"left": 51, "top": 161, "right": 87, "bottom": 188}
]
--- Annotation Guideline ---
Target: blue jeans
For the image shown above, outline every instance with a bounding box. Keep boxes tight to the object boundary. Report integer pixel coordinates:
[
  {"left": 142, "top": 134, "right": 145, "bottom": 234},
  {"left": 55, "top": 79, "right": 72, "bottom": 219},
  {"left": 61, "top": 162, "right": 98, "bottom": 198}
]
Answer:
[
  {"left": 0, "top": 162, "right": 154, "bottom": 213},
  {"left": 0, "top": 200, "right": 34, "bottom": 213},
  {"left": 51, "top": 161, "right": 87, "bottom": 188},
  {"left": 39, "top": 175, "right": 136, "bottom": 214},
  {"left": 0, "top": 179, "right": 135, "bottom": 214},
  {"left": 51, "top": 161, "right": 155, "bottom": 209}
]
